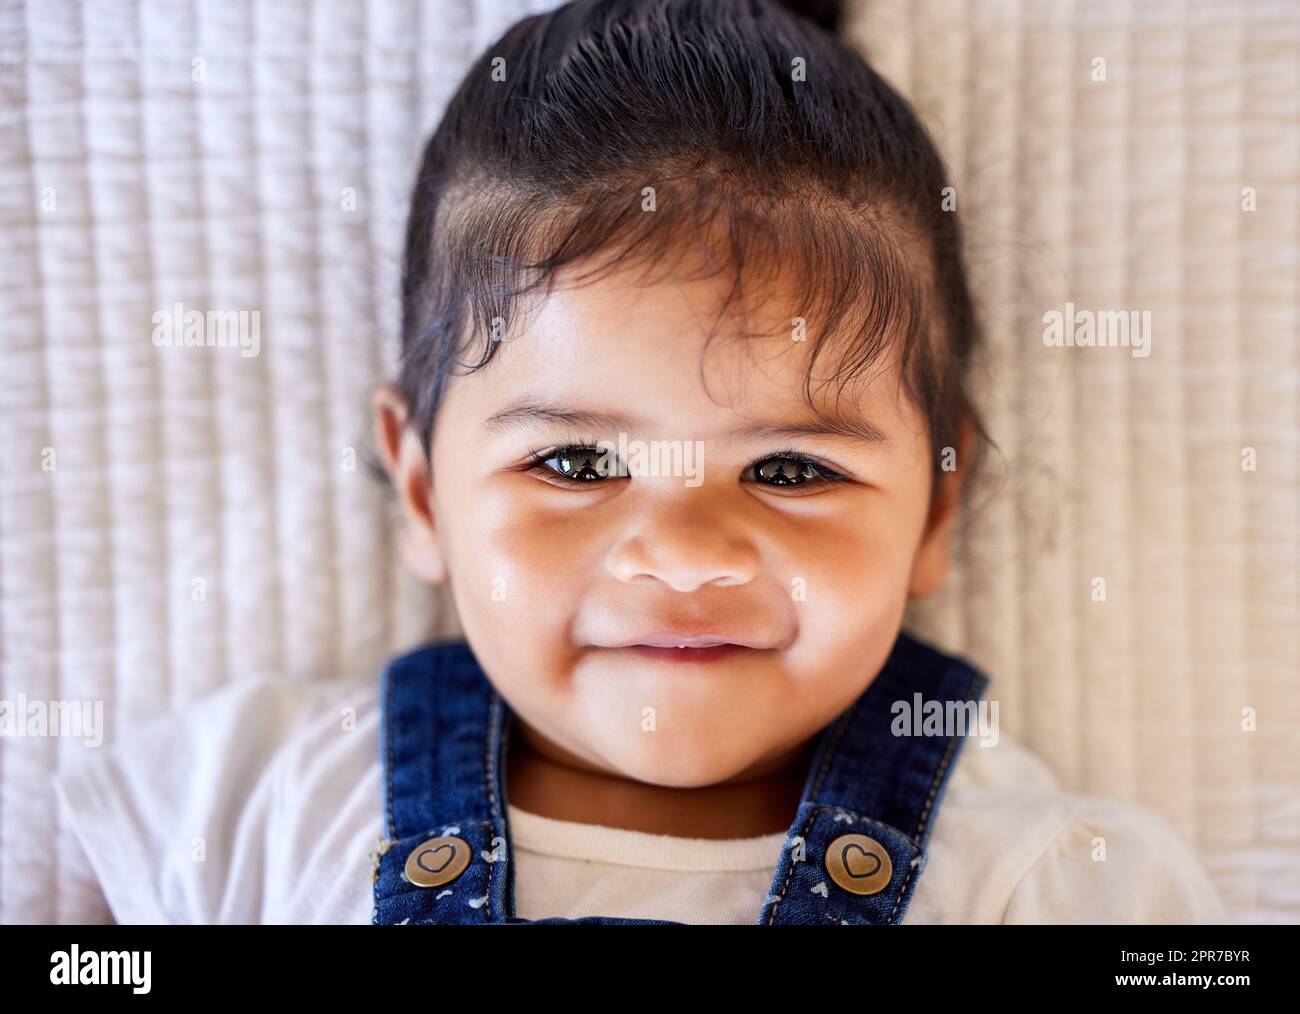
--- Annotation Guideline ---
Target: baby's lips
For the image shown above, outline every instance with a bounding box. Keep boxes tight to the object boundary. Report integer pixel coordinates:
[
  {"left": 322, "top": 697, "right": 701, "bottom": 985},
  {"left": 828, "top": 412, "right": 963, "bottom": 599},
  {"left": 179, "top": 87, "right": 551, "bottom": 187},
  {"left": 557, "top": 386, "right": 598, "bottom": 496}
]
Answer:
[{"left": 605, "top": 629, "right": 773, "bottom": 649}]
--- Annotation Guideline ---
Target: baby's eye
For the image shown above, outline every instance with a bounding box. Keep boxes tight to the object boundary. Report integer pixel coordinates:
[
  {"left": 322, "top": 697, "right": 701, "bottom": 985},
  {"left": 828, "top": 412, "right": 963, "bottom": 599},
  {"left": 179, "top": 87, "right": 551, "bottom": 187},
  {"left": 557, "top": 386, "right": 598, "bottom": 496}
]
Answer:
[
  {"left": 743, "top": 453, "right": 847, "bottom": 488},
  {"left": 529, "top": 445, "right": 621, "bottom": 484}
]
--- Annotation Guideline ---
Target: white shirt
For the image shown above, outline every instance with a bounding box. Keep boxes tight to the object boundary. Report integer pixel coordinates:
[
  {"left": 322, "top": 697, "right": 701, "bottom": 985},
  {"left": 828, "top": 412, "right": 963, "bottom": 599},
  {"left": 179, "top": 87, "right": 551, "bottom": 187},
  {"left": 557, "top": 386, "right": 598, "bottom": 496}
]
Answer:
[{"left": 52, "top": 670, "right": 1229, "bottom": 924}]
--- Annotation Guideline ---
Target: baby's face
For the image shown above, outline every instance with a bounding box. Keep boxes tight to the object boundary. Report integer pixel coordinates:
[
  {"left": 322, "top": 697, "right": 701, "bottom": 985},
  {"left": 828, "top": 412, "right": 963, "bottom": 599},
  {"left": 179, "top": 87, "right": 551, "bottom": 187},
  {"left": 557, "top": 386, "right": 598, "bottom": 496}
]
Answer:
[{"left": 392, "top": 263, "right": 957, "bottom": 788}]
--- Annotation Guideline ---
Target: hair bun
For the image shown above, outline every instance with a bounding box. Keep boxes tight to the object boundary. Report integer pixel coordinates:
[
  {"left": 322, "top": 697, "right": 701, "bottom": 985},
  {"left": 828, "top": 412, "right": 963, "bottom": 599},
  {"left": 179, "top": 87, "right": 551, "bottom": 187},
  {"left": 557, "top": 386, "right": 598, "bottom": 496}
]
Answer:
[{"left": 773, "top": 0, "right": 842, "bottom": 34}]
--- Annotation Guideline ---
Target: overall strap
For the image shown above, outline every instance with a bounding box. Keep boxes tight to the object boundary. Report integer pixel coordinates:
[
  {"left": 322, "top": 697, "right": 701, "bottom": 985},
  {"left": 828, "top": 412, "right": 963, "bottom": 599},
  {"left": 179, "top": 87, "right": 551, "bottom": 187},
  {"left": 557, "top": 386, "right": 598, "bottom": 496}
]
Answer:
[
  {"left": 759, "top": 631, "right": 991, "bottom": 925},
  {"left": 372, "top": 641, "right": 511, "bottom": 925}
]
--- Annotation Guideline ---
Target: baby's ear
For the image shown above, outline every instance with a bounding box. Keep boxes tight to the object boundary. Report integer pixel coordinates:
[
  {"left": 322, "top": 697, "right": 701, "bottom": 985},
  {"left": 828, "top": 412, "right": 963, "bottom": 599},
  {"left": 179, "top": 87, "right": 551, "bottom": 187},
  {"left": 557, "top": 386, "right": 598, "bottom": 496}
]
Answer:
[
  {"left": 908, "top": 423, "right": 973, "bottom": 598},
  {"left": 372, "top": 385, "right": 447, "bottom": 585}
]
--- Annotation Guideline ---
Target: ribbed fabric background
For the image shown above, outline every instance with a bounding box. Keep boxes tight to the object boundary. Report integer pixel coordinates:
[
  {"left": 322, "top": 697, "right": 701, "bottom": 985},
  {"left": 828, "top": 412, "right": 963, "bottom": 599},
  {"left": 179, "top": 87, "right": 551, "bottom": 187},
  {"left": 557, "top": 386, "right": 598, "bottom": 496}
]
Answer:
[{"left": 0, "top": 0, "right": 1295, "bottom": 924}]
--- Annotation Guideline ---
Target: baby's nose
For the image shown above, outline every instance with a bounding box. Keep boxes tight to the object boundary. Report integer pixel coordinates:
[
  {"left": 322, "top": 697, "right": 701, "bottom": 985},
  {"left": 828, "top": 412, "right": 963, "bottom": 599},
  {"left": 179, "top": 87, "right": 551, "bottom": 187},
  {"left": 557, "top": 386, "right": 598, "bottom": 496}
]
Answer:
[{"left": 603, "top": 501, "right": 760, "bottom": 592}]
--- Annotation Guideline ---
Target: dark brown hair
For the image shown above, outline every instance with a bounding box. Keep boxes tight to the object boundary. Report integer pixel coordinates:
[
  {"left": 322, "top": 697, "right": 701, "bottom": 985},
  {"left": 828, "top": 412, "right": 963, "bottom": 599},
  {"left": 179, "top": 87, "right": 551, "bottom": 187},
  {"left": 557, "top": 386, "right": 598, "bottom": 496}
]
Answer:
[{"left": 394, "top": 0, "right": 988, "bottom": 497}]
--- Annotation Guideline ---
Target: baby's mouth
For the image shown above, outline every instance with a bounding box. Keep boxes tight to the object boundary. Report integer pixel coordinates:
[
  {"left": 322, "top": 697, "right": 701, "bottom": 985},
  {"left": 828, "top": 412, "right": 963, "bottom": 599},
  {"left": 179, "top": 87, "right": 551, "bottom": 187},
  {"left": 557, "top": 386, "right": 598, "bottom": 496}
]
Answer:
[
  {"left": 622, "top": 643, "right": 751, "bottom": 664},
  {"left": 592, "top": 625, "right": 778, "bottom": 662}
]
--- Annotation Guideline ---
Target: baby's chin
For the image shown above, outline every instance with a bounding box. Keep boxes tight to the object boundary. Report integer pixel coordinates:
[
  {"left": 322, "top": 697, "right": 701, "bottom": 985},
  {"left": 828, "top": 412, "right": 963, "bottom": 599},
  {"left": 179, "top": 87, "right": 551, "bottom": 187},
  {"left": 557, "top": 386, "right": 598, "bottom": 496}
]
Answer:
[
  {"left": 585, "top": 722, "right": 798, "bottom": 790},
  {"left": 553, "top": 658, "right": 831, "bottom": 786}
]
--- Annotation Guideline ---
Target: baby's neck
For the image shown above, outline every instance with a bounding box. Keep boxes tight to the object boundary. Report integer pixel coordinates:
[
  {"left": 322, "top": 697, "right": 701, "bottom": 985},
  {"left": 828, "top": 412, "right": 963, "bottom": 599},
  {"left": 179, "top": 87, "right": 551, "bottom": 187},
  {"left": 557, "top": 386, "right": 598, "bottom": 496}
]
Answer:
[{"left": 503, "top": 725, "right": 817, "bottom": 839}]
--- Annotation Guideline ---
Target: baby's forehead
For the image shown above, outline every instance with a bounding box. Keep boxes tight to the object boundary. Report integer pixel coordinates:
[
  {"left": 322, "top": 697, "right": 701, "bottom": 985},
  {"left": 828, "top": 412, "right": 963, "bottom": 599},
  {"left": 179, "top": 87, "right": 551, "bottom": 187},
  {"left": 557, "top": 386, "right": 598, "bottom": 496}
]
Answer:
[
  {"left": 522, "top": 268, "right": 794, "bottom": 348},
  {"left": 452, "top": 276, "right": 909, "bottom": 442},
  {"left": 512, "top": 253, "right": 907, "bottom": 363}
]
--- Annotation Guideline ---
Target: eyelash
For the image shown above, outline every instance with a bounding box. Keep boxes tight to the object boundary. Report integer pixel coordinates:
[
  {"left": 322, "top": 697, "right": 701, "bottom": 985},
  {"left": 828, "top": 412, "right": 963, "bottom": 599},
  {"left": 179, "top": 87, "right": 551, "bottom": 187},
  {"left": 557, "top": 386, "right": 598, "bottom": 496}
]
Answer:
[{"left": 519, "top": 437, "right": 851, "bottom": 490}]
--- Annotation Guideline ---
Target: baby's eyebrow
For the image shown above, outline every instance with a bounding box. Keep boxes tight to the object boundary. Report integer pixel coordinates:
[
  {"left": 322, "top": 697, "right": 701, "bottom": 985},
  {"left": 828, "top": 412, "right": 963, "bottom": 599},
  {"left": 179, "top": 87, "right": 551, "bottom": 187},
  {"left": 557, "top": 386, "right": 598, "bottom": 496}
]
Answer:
[
  {"left": 482, "top": 401, "right": 640, "bottom": 433},
  {"left": 482, "top": 399, "right": 887, "bottom": 444},
  {"left": 737, "top": 418, "right": 889, "bottom": 445}
]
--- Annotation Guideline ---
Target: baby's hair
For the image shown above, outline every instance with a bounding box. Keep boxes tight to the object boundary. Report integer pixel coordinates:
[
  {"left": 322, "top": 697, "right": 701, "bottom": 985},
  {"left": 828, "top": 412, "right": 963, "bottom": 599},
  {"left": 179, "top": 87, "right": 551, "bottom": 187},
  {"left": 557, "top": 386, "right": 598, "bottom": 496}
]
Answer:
[{"left": 395, "top": 0, "right": 990, "bottom": 499}]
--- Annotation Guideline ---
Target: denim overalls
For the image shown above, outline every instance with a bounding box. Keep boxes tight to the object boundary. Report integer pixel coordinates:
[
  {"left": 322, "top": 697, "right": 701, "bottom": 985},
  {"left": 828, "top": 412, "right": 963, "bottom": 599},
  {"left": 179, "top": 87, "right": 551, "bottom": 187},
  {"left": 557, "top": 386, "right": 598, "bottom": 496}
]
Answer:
[{"left": 371, "top": 630, "right": 989, "bottom": 925}]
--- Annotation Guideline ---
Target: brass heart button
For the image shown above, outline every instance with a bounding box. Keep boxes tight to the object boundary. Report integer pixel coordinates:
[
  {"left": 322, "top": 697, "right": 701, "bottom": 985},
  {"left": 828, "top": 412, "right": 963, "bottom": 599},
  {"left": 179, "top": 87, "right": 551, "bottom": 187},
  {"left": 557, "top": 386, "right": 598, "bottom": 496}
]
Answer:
[
  {"left": 403, "top": 835, "right": 472, "bottom": 888},
  {"left": 825, "top": 833, "right": 893, "bottom": 896}
]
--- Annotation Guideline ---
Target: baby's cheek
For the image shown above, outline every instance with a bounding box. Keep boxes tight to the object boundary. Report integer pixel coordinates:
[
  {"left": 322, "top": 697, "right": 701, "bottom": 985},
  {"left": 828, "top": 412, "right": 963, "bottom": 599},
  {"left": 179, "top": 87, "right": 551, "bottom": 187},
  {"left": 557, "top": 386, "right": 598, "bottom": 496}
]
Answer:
[
  {"left": 788, "top": 514, "right": 906, "bottom": 597},
  {"left": 458, "top": 494, "right": 594, "bottom": 630},
  {"left": 440, "top": 498, "right": 591, "bottom": 710},
  {"left": 782, "top": 520, "right": 913, "bottom": 655}
]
